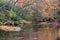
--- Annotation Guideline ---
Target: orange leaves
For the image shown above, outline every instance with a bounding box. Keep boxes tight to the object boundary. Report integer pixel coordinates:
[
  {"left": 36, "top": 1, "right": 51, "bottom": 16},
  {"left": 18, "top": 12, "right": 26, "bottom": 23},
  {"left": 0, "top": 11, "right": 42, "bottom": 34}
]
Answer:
[{"left": 18, "top": 0, "right": 24, "bottom": 7}]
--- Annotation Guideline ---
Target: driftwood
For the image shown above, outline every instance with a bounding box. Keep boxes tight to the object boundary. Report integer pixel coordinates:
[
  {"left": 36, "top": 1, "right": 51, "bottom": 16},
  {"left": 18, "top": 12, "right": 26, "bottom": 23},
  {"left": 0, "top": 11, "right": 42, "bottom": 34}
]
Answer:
[{"left": 0, "top": 26, "right": 21, "bottom": 31}]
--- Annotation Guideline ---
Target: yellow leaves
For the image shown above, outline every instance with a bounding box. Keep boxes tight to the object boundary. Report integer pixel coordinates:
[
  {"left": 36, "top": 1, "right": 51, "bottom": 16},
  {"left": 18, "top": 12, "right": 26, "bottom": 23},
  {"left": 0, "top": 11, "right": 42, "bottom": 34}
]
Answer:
[
  {"left": 19, "top": 20, "right": 26, "bottom": 23},
  {"left": 19, "top": 20, "right": 32, "bottom": 25},
  {"left": 42, "top": 12, "right": 50, "bottom": 17},
  {"left": 31, "top": 0, "right": 34, "bottom": 2},
  {"left": 27, "top": 0, "right": 34, "bottom": 2}
]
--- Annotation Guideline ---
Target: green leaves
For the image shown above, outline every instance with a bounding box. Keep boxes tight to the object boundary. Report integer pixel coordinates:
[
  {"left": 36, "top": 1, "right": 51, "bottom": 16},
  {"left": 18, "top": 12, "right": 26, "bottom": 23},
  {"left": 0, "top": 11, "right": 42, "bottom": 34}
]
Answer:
[
  {"left": 10, "top": 9, "right": 17, "bottom": 20},
  {"left": 0, "top": 0, "right": 4, "bottom": 7},
  {"left": 0, "top": 12, "right": 6, "bottom": 23},
  {"left": 53, "top": 11, "right": 58, "bottom": 17},
  {"left": 0, "top": 1, "right": 32, "bottom": 31},
  {"left": 0, "top": 0, "right": 3, "bottom": 3},
  {"left": 21, "top": 14, "right": 32, "bottom": 21},
  {"left": 18, "top": 9, "right": 32, "bottom": 21}
]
